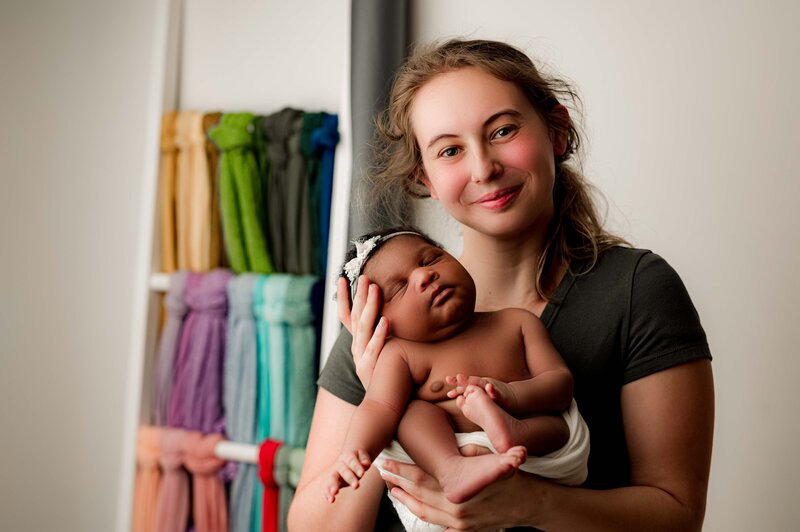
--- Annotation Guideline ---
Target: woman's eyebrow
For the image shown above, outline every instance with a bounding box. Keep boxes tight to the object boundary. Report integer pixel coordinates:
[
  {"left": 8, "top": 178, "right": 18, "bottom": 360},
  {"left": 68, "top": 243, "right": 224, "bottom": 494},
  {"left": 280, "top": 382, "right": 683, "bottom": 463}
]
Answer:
[{"left": 425, "top": 109, "right": 523, "bottom": 150}]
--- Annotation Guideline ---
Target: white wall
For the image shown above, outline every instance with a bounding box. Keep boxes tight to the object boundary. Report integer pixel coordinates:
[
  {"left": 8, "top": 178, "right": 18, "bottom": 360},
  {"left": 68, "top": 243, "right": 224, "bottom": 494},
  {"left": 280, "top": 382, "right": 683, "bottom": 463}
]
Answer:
[
  {"left": 412, "top": 0, "right": 800, "bottom": 530},
  {"left": 0, "top": 1, "right": 159, "bottom": 530},
  {"left": 0, "top": 0, "right": 350, "bottom": 530}
]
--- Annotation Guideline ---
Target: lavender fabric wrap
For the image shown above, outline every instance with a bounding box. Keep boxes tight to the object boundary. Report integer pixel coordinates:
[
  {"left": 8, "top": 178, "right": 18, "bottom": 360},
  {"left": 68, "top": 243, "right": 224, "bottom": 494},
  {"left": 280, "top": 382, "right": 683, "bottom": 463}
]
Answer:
[
  {"left": 167, "top": 269, "right": 232, "bottom": 434},
  {"left": 154, "top": 271, "right": 189, "bottom": 426},
  {"left": 224, "top": 274, "right": 260, "bottom": 532}
]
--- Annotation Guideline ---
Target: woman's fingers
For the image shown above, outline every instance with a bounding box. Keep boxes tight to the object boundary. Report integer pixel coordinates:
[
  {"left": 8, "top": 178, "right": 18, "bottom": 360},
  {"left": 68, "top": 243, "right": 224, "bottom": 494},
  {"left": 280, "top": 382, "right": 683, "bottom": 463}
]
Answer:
[{"left": 336, "top": 277, "right": 353, "bottom": 333}]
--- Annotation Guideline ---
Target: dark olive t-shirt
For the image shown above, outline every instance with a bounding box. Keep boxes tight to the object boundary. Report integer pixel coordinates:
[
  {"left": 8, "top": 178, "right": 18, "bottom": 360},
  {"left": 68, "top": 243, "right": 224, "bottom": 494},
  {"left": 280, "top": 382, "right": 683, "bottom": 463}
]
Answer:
[{"left": 317, "top": 247, "right": 712, "bottom": 529}]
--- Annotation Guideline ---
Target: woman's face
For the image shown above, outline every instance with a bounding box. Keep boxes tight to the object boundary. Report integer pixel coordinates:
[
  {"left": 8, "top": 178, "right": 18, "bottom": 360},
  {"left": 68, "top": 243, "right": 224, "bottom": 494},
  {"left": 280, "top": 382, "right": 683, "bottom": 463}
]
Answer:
[{"left": 411, "top": 67, "right": 564, "bottom": 240}]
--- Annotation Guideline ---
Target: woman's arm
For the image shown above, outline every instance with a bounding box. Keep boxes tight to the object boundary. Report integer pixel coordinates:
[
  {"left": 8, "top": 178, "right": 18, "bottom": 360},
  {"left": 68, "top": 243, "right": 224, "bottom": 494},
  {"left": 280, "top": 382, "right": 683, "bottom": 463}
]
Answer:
[
  {"left": 288, "top": 388, "right": 387, "bottom": 530},
  {"left": 385, "top": 359, "right": 714, "bottom": 531}
]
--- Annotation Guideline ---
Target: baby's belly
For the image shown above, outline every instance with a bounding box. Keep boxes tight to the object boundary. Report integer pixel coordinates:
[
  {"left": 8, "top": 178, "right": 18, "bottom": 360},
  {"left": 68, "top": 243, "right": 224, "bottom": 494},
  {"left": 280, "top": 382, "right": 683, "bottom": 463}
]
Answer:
[{"left": 431, "top": 398, "right": 482, "bottom": 433}]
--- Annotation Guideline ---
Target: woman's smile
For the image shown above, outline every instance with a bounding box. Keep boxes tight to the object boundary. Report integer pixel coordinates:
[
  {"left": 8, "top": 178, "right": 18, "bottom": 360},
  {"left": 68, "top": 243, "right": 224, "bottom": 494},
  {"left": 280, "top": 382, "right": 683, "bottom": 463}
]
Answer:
[{"left": 473, "top": 185, "right": 523, "bottom": 210}]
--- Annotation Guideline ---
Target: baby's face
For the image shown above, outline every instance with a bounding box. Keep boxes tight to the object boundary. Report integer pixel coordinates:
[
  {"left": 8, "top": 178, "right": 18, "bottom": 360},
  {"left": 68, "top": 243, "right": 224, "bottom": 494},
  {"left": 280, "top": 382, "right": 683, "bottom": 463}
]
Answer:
[{"left": 363, "top": 236, "right": 476, "bottom": 342}]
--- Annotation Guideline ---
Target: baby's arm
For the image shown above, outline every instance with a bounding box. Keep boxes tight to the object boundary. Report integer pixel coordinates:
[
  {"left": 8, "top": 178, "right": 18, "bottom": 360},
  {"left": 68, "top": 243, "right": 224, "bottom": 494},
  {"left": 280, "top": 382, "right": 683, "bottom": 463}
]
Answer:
[{"left": 324, "top": 343, "right": 413, "bottom": 503}]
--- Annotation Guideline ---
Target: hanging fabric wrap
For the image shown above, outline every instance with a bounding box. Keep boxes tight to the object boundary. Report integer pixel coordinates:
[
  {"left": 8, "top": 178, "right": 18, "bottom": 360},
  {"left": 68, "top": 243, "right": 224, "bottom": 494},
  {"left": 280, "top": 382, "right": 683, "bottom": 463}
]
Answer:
[
  {"left": 224, "top": 274, "right": 260, "bottom": 532},
  {"left": 203, "top": 112, "right": 225, "bottom": 269},
  {"left": 252, "top": 275, "right": 270, "bottom": 532},
  {"left": 300, "top": 112, "right": 324, "bottom": 275},
  {"left": 209, "top": 113, "right": 273, "bottom": 274},
  {"left": 154, "top": 271, "right": 189, "bottom": 426},
  {"left": 258, "top": 439, "right": 282, "bottom": 532},
  {"left": 184, "top": 431, "right": 229, "bottom": 532},
  {"left": 286, "top": 111, "right": 313, "bottom": 274},
  {"left": 155, "top": 428, "right": 190, "bottom": 532},
  {"left": 167, "top": 269, "right": 232, "bottom": 433},
  {"left": 132, "top": 426, "right": 161, "bottom": 532},
  {"left": 273, "top": 444, "right": 306, "bottom": 532},
  {"left": 308, "top": 114, "right": 339, "bottom": 276},
  {"left": 174, "top": 112, "right": 209, "bottom": 270},
  {"left": 258, "top": 108, "right": 304, "bottom": 273},
  {"left": 256, "top": 274, "right": 319, "bottom": 445},
  {"left": 159, "top": 112, "right": 178, "bottom": 272}
]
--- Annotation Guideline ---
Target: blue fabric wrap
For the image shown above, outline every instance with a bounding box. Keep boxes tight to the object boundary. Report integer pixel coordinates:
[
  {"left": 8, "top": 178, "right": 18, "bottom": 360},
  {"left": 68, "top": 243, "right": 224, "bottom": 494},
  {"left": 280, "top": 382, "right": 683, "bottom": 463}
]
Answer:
[{"left": 224, "top": 274, "right": 260, "bottom": 532}]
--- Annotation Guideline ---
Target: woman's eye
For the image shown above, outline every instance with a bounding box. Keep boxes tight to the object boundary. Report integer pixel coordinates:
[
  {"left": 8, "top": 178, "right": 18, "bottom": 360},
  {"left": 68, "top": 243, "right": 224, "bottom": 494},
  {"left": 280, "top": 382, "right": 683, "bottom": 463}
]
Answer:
[
  {"left": 439, "top": 146, "right": 460, "bottom": 158},
  {"left": 493, "top": 125, "right": 517, "bottom": 139}
]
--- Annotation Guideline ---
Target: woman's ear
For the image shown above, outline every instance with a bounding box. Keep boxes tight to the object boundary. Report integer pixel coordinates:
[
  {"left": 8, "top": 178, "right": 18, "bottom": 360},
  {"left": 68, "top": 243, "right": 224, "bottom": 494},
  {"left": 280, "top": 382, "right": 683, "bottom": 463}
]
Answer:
[
  {"left": 417, "top": 169, "right": 438, "bottom": 199},
  {"left": 548, "top": 104, "right": 571, "bottom": 157}
]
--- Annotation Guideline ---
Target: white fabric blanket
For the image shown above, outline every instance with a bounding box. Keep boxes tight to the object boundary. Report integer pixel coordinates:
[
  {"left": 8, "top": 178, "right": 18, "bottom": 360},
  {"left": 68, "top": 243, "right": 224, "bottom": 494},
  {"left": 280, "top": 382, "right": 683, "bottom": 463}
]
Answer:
[{"left": 374, "top": 399, "right": 589, "bottom": 532}]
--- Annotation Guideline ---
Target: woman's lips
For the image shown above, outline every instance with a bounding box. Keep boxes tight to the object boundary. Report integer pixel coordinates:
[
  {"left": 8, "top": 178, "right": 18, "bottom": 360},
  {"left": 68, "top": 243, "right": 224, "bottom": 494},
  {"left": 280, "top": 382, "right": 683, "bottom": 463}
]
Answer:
[{"left": 474, "top": 185, "right": 522, "bottom": 209}]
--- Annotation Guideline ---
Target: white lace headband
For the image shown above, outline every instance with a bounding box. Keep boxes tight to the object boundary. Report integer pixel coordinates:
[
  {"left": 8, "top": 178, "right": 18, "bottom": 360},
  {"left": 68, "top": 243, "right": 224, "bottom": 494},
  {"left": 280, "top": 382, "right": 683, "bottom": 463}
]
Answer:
[{"left": 342, "top": 231, "right": 422, "bottom": 300}]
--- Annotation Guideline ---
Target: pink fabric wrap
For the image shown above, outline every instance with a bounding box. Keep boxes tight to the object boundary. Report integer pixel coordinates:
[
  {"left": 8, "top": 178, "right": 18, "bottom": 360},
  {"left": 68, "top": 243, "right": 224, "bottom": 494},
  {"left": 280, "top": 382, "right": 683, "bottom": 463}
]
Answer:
[
  {"left": 155, "top": 428, "right": 190, "bottom": 532},
  {"left": 133, "top": 426, "right": 161, "bottom": 532},
  {"left": 184, "top": 432, "right": 229, "bottom": 532}
]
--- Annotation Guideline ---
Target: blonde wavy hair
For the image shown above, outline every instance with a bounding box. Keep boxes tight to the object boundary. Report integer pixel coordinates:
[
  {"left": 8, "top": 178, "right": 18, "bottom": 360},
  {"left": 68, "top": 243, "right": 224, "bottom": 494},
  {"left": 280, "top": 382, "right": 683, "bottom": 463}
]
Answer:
[{"left": 366, "top": 38, "right": 628, "bottom": 300}]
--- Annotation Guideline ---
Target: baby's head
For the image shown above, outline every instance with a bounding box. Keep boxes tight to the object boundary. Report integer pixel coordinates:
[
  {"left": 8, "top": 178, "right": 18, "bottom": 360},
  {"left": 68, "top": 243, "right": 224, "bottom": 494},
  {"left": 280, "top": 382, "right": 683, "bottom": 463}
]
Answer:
[{"left": 341, "top": 228, "right": 476, "bottom": 342}]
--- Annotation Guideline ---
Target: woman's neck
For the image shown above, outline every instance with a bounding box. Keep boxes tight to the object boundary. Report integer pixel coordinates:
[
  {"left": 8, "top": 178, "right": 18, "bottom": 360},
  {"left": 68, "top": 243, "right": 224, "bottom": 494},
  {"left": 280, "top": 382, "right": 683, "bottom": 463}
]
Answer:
[{"left": 458, "top": 226, "right": 558, "bottom": 316}]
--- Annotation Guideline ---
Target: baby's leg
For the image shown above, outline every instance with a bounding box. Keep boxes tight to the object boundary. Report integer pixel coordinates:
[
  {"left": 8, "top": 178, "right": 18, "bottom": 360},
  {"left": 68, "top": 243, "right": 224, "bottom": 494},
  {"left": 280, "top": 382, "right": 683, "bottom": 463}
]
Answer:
[
  {"left": 397, "top": 399, "right": 526, "bottom": 504},
  {"left": 458, "top": 385, "right": 569, "bottom": 454}
]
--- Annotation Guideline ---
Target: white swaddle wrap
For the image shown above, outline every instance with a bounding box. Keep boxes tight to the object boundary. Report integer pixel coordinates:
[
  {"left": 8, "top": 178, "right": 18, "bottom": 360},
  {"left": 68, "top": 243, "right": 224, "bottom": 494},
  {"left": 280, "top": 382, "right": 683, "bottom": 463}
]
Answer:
[{"left": 374, "top": 399, "right": 589, "bottom": 532}]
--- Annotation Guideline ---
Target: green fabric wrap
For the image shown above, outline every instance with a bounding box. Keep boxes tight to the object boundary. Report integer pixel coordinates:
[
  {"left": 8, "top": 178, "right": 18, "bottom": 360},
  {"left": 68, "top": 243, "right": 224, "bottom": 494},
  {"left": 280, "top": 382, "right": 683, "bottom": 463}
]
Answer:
[{"left": 209, "top": 113, "right": 274, "bottom": 274}]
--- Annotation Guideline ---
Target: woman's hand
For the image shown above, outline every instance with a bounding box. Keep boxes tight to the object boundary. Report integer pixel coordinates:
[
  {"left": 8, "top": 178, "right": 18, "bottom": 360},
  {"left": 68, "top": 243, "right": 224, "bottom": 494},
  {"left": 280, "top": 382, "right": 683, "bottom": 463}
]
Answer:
[
  {"left": 379, "top": 459, "right": 549, "bottom": 531},
  {"left": 337, "top": 276, "right": 389, "bottom": 389}
]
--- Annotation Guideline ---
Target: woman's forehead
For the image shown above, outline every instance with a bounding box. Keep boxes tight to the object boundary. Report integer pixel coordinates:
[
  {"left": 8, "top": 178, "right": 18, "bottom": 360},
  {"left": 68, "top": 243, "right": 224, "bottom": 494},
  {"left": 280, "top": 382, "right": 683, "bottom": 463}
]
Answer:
[{"left": 411, "top": 67, "right": 529, "bottom": 139}]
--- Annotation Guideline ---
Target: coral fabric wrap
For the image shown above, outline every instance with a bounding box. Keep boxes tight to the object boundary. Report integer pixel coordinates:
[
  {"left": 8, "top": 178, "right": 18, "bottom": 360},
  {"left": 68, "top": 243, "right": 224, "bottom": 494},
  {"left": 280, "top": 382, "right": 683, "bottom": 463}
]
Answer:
[
  {"left": 155, "top": 428, "right": 190, "bottom": 532},
  {"left": 258, "top": 439, "right": 282, "bottom": 532},
  {"left": 133, "top": 426, "right": 161, "bottom": 532},
  {"left": 167, "top": 270, "right": 232, "bottom": 433},
  {"left": 184, "top": 431, "right": 229, "bottom": 532},
  {"left": 159, "top": 111, "right": 178, "bottom": 273},
  {"left": 224, "top": 274, "right": 260, "bottom": 532}
]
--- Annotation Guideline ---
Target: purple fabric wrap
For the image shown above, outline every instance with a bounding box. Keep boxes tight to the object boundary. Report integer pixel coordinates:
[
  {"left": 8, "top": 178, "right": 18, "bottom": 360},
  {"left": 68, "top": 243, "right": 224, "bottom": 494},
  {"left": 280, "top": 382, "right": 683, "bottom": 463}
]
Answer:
[
  {"left": 167, "top": 269, "right": 232, "bottom": 434},
  {"left": 154, "top": 271, "right": 189, "bottom": 426}
]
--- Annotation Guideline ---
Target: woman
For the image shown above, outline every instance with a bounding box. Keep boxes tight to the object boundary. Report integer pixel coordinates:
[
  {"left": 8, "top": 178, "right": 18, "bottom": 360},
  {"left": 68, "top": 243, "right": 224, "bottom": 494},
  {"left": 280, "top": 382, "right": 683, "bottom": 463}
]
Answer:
[{"left": 288, "top": 39, "right": 714, "bottom": 531}]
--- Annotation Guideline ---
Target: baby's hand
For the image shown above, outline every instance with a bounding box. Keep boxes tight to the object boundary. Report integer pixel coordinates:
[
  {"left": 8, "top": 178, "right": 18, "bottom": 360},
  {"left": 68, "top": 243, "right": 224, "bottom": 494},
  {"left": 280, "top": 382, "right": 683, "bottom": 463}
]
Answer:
[
  {"left": 324, "top": 449, "right": 372, "bottom": 503},
  {"left": 446, "top": 374, "right": 513, "bottom": 408}
]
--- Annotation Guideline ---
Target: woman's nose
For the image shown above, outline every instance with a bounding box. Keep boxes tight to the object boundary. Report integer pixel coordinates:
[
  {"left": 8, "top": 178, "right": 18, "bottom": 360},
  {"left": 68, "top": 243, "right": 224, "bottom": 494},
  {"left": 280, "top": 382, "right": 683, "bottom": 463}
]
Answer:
[{"left": 470, "top": 146, "right": 501, "bottom": 183}]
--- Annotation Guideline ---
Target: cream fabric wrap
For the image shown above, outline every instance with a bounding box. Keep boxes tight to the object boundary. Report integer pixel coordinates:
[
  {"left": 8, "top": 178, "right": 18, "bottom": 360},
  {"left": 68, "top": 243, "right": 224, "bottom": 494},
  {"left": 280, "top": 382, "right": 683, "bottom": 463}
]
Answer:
[{"left": 375, "top": 400, "right": 589, "bottom": 532}]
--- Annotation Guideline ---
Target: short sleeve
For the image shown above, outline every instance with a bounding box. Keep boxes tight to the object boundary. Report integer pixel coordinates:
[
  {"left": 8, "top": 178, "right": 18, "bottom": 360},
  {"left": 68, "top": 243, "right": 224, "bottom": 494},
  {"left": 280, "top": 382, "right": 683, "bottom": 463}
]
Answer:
[
  {"left": 624, "top": 252, "right": 712, "bottom": 384},
  {"left": 317, "top": 328, "right": 366, "bottom": 405}
]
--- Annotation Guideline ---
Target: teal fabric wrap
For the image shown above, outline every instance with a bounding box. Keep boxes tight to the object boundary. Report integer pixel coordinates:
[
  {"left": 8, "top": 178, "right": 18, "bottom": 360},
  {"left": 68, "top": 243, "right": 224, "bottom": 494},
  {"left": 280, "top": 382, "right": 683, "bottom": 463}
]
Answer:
[
  {"left": 273, "top": 445, "right": 306, "bottom": 532},
  {"left": 224, "top": 274, "right": 260, "bottom": 532},
  {"left": 209, "top": 113, "right": 274, "bottom": 274},
  {"left": 257, "top": 274, "right": 318, "bottom": 446}
]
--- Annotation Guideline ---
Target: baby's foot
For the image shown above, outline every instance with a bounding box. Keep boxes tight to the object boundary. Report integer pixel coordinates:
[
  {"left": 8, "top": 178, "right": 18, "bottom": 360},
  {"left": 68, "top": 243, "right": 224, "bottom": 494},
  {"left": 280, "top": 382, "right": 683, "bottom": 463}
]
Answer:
[
  {"left": 438, "top": 446, "right": 527, "bottom": 503},
  {"left": 457, "top": 384, "right": 520, "bottom": 453}
]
